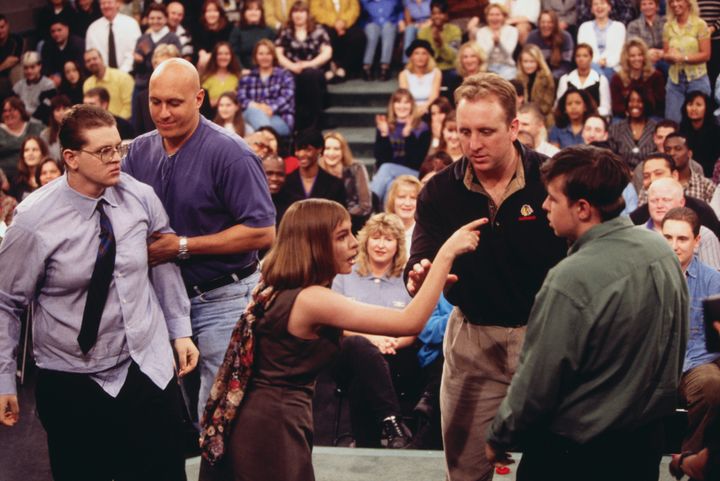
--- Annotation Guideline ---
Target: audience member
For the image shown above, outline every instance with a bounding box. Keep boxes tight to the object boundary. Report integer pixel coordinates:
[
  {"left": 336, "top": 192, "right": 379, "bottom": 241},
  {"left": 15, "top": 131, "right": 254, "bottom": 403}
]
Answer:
[
  {"left": 371, "top": 88, "right": 431, "bottom": 202},
  {"left": 57, "top": 59, "right": 86, "bottom": 104},
  {"left": 399, "top": 39, "right": 442, "bottom": 115},
  {"left": 436, "top": 110, "right": 463, "bottom": 161},
  {"left": 679, "top": 90, "right": 720, "bottom": 178},
  {"left": 34, "top": 156, "right": 64, "bottom": 187},
  {"left": 310, "top": 0, "right": 366, "bottom": 81},
  {"left": 360, "top": 0, "right": 401, "bottom": 81},
  {"left": 476, "top": 3, "right": 519, "bottom": 80},
  {"left": 123, "top": 58, "right": 275, "bottom": 421},
  {"left": 132, "top": 3, "right": 181, "bottom": 93},
  {"left": 83, "top": 48, "right": 134, "bottom": 120},
  {"left": 647, "top": 178, "right": 720, "bottom": 268},
  {"left": 332, "top": 212, "right": 417, "bottom": 448},
  {"left": 40, "top": 94, "right": 72, "bottom": 160},
  {"left": 698, "top": 0, "right": 720, "bottom": 86},
  {"left": 406, "top": 73, "right": 567, "bottom": 481},
  {"left": 261, "top": 153, "right": 291, "bottom": 223},
  {"left": 195, "top": 0, "right": 234, "bottom": 71},
  {"left": 428, "top": 96, "right": 452, "bottom": 151},
  {"left": 74, "top": 0, "right": 101, "bottom": 38},
  {"left": 40, "top": 18, "right": 85, "bottom": 86},
  {"left": 518, "top": 102, "right": 560, "bottom": 156},
  {"left": 83, "top": 87, "right": 135, "bottom": 139},
  {"left": 0, "top": 97, "right": 45, "bottom": 180},
  {"left": 665, "top": 131, "right": 716, "bottom": 204},
  {"left": 631, "top": 152, "right": 720, "bottom": 236},
  {"left": 399, "top": 0, "right": 431, "bottom": 62},
  {"left": 385, "top": 175, "right": 421, "bottom": 251},
  {"left": 445, "top": 41, "right": 487, "bottom": 101},
  {"left": 417, "top": 0, "right": 462, "bottom": 86},
  {"left": 610, "top": 37, "right": 666, "bottom": 119},
  {"left": 556, "top": 43, "right": 611, "bottom": 117},
  {"left": 13, "top": 52, "right": 56, "bottom": 122},
  {"left": 526, "top": 10, "right": 575, "bottom": 80},
  {"left": 540, "top": 0, "right": 577, "bottom": 35},
  {"left": 516, "top": 44, "right": 556, "bottom": 126},
  {"left": 200, "top": 42, "right": 241, "bottom": 109},
  {"left": 320, "top": 131, "right": 372, "bottom": 231},
  {"left": 265, "top": 0, "right": 295, "bottom": 30},
  {"left": 663, "top": 0, "right": 712, "bottom": 122},
  {"left": 577, "top": 0, "right": 627, "bottom": 79},
  {"left": 213, "top": 91, "right": 245, "bottom": 137},
  {"left": 85, "top": 0, "right": 141, "bottom": 73},
  {"left": 577, "top": 0, "right": 639, "bottom": 26},
  {"left": 282, "top": 128, "right": 347, "bottom": 205},
  {"left": 10, "top": 135, "right": 48, "bottom": 201},
  {"left": 276, "top": 0, "right": 332, "bottom": 131},
  {"left": 166, "top": 1, "right": 194, "bottom": 61},
  {"left": 35, "top": 0, "right": 77, "bottom": 43},
  {"left": 661, "top": 206, "right": 720, "bottom": 475},
  {"left": 237, "top": 38, "right": 295, "bottom": 137},
  {"left": 581, "top": 113, "right": 609, "bottom": 144},
  {"left": 486, "top": 145, "right": 686, "bottom": 481},
  {"left": 608, "top": 87, "right": 658, "bottom": 168},
  {"left": 502, "top": 0, "right": 542, "bottom": 45},
  {"left": 626, "top": 0, "right": 666, "bottom": 68},
  {"left": 132, "top": 43, "right": 181, "bottom": 136},
  {"left": 0, "top": 15, "right": 23, "bottom": 99},
  {"left": 0, "top": 104, "right": 198, "bottom": 481},
  {"left": 229, "top": 0, "right": 276, "bottom": 72},
  {"left": 549, "top": 87, "right": 597, "bottom": 148}
]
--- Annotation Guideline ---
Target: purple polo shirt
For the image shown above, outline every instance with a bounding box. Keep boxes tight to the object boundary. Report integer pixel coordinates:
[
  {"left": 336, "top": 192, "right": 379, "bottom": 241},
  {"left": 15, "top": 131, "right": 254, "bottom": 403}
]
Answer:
[{"left": 122, "top": 116, "right": 275, "bottom": 286}]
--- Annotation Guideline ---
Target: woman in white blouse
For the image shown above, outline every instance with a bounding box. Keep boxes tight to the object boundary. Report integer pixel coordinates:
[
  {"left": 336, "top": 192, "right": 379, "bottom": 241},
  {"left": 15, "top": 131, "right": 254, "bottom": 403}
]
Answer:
[
  {"left": 576, "top": 0, "right": 626, "bottom": 80},
  {"left": 475, "top": 3, "right": 518, "bottom": 80}
]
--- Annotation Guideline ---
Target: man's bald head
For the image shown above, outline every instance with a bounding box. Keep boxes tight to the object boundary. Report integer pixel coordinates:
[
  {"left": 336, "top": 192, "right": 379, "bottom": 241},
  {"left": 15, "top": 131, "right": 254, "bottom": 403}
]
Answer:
[{"left": 148, "top": 58, "right": 204, "bottom": 149}]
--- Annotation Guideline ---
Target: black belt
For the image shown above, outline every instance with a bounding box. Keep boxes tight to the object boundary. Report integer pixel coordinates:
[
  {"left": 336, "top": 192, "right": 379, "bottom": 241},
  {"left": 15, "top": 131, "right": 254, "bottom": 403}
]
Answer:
[{"left": 186, "top": 263, "right": 258, "bottom": 298}]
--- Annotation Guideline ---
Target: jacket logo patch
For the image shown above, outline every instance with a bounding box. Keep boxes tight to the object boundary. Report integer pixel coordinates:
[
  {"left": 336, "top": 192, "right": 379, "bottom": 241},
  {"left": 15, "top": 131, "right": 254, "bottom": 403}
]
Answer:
[{"left": 520, "top": 205, "right": 534, "bottom": 216}]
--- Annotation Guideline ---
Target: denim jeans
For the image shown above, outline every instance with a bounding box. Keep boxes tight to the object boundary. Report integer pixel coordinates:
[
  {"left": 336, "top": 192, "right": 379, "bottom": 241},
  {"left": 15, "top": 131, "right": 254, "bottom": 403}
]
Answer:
[
  {"left": 591, "top": 62, "right": 616, "bottom": 82},
  {"left": 190, "top": 269, "right": 260, "bottom": 420},
  {"left": 665, "top": 71, "right": 711, "bottom": 123},
  {"left": 402, "top": 24, "right": 419, "bottom": 62},
  {"left": 364, "top": 21, "right": 397, "bottom": 66},
  {"left": 487, "top": 63, "right": 517, "bottom": 80},
  {"left": 243, "top": 106, "right": 291, "bottom": 137},
  {"left": 370, "top": 162, "right": 419, "bottom": 205}
]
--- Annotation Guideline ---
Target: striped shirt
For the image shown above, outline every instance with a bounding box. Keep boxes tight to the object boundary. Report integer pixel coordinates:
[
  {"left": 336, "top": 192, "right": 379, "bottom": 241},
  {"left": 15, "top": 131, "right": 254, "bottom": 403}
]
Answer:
[{"left": 698, "top": 0, "right": 720, "bottom": 38}]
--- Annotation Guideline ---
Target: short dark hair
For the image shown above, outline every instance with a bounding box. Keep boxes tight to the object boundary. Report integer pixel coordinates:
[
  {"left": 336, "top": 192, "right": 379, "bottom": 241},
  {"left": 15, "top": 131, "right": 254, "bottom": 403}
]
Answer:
[
  {"left": 509, "top": 78, "right": 525, "bottom": 97},
  {"left": 3, "top": 96, "right": 30, "bottom": 122},
  {"left": 295, "top": 128, "right": 324, "bottom": 150},
  {"left": 654, "top": 119, "right": 679, "bottom": 134},
  {"left": 663, "top": 206, "right": 700, "bottom": 237},
  {"left": 49, "top": 17, "right": 70, "bottom": 27},
  {"left": 642, "top": 152, "right": 676, "bottom": 171},
  {"left": 624, "top": 87, "right": 653, "bottom": 118},
  {"left": 84, "top": 86, "right": 110, "bottom": 104},
  {"left": 34, "top": 157, "right": 65, "bottom": 186},
  {"left": 541, "top": 145, "right": 631, "bottom": 221},
  {"left": 664, "top": 132, "right": 689, "bottom": 147},
  {"left": 0, "top": 14, "right": 7, "bottom": 23},
  {"left": 145, "top": 2, "right": 168, "bottom": 16},
  {"left": 430, "top": 0, "right": 449, "bottom": 12},
  {"left": 59, "top": 104, "right": 116, "bottom": 151}
]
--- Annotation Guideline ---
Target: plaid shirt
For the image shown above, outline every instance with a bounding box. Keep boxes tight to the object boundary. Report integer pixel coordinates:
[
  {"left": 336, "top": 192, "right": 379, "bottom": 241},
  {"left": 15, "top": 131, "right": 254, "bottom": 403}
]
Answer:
[
  {"left": 237, "top": 67, "right": 295, "bottom": 131},
  {"left": 638, "top": 168, "right": 717, "bottom": 204},
  {"left": 275, "top": 25, "right": 331, "bottom": 63},
  {"left": 627, "top": 15, "right": 666, "bottom": 50}
]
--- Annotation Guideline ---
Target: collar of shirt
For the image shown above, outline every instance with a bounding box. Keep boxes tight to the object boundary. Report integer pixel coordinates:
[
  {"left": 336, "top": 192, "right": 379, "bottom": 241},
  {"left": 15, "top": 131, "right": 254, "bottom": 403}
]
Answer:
[
  {"left": 686, "top": 255, "right": 699, "bottom": 280},
  {"left": 569, "top": 216, "right": 634, "bottom": 255},
  {"left": 60, "top": 174, "right": 119, "bottom": 219},
  {"left": 149, "top": 26, "right": 170, "bottom": 43},
  {"left": 462, "top": 142, "right": 527, "bottom": 201}
]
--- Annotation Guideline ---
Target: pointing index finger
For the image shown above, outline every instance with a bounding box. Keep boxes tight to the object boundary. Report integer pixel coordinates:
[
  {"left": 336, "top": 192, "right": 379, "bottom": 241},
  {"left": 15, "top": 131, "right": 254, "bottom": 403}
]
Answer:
[{"left": 462, "top": 218, "right": 489, "bottom": 231}]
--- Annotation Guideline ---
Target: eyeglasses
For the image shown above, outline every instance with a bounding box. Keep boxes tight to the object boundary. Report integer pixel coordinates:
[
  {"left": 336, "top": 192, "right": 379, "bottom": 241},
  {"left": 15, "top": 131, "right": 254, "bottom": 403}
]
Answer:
[{"left": 77, "top": 143, "right": 130, "bottom": 163}]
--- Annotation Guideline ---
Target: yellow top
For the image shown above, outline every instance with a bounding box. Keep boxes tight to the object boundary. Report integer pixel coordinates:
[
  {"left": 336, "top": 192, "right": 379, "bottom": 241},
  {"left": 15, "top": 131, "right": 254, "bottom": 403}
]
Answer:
[
  {"left": 202, "top": 74, "right": 240, "bottom": 103},
  {"left": 83, "top": 68, "right": 135, "bottom": 120},
  {"left": 663, "top": 15, "right": 710, "bottom": 83}
]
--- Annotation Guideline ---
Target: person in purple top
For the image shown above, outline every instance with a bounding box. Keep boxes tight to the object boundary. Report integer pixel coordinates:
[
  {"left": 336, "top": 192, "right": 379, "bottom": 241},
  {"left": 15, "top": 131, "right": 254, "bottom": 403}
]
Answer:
[{"left": 122, "top": 58, "right": 276, "bottom": 420}]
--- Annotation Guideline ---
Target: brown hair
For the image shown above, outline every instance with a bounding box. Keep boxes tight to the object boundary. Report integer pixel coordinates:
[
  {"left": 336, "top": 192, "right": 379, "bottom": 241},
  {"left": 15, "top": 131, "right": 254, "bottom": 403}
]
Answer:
[
  {"left": 662, "top": 206, "right": 700, "bottom": 237},
  {"left": 385, "top": 175, "right": 421, "bottom": 213},
  {"left": 213, "top": 92, "right": 245, "bottom": 136},
  {"left": 387, "top": 88, "right": 420, "bottom": 130},
  {"left": 320, "top": 131, "right": 354, "bottom": 169},
  {"left": 355, "top": 213, "right": 408, "bottom": 278},
  {"left": 202, "top": 41, "right": 241, "bottom": 81},
  {"left": 200, "top": 0, "right": 229, "bottom": 31},
  {"left": 240, "top": 0, "right": 266, "bottom": 28},
  {"left": 17, "top": 135, "right": 50, "bottom": 186},
  {"left": 262, "top": 199, "right": 350, "bottom": 289},
  {"left": 455, "top": 73, "right": 517, "bottom": 125},
  {"left": 618, "top": 38, "right": 656, "bottom": 86},
  {"left": 285, "top": 0, "right": 316, "bottom": 34},
  {"left": 46, "top": 94, "right": 73, "bottom": 145},
  {"left": 252, "top": 39, "right": 278, "bottom": 67},
  {"left": 59, "top": 104, "right": 116, "bottom": 151},
  {"left": 437, "top": 109, "right": 457, "bottom": 152},
  {"left": 538, "top": 10, "right": 565, "bottom": 69},
  {"left": 3, "top": 96, "right": 30, "bottom": 122}
]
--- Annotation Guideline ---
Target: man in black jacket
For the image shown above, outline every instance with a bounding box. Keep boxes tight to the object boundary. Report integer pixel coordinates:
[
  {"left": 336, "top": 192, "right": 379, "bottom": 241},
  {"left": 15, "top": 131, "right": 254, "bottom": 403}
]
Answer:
[{"left": 405, "top": 73, "right": 567, "bottom": 481}]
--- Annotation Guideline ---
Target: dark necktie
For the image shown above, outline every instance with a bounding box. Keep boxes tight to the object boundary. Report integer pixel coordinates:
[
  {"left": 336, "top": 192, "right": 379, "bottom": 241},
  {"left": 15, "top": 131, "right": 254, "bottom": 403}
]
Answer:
[
  {"left": 78, "top": 202, "right": 116, "bottom": 354},
  {"left": 108, "top": 21, "right": 118, "bottom": 69}
]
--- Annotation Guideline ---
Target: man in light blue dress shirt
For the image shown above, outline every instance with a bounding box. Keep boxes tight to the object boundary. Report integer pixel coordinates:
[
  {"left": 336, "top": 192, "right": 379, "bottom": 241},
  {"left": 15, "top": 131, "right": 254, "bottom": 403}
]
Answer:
[{"left": 0, "top": 105, "right": 198, "bottom": 481}]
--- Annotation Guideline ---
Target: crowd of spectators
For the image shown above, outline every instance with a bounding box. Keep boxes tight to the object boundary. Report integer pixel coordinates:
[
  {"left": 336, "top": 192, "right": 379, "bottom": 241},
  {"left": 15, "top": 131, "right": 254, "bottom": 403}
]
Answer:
[{"left": 1, "top": 0, "right": 720, "bottom": 472}]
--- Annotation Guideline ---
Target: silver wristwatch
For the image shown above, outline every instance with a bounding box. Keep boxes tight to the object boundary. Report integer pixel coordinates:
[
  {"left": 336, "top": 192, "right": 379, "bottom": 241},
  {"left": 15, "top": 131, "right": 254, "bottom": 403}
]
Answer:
[{"left": 178, "top": 236, "right": 190, "bottom": 260}]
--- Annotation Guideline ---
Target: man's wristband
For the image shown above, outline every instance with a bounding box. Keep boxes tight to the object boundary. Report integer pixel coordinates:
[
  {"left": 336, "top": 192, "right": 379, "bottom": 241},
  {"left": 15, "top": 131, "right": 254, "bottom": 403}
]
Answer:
[{"left": 178, "top": 236, "right": 190, "bottom": 260}]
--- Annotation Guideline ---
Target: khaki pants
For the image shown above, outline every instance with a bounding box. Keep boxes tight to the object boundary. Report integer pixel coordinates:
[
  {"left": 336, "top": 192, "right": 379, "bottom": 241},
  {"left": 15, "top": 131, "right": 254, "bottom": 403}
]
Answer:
[{"left": 440, "top": 308, "right": 526, "bottom": 481}]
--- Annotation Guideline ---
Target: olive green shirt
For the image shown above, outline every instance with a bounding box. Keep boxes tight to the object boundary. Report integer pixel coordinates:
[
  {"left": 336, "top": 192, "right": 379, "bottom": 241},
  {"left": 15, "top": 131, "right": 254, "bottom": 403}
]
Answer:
[{"left": 488, "top": 217, "right": 688, "bottom": 448}]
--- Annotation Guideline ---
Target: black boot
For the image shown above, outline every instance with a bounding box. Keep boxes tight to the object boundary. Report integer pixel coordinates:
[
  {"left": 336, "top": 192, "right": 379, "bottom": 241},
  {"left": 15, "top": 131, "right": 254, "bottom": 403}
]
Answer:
[
  {"left": 381, "top": 416, "right": 412, "bottom": 448},
  {"left": 362, "top": 64, "right": 373, "bottom": 81},
  {"left": 379, "top": 64, "right": 391, "bottom": 81}
]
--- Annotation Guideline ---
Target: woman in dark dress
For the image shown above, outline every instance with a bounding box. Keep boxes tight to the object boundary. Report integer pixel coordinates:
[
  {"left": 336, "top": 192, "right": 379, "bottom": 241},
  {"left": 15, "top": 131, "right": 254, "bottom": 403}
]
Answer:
[
  {"left": 679, "top": 90, "right": 720, "bottom": 179},
  {"left": 199, "top": 198, "right": 482, "bottom": 481},
  {"left": 196, "top": 0, "right": 234, "bottom": 71}
]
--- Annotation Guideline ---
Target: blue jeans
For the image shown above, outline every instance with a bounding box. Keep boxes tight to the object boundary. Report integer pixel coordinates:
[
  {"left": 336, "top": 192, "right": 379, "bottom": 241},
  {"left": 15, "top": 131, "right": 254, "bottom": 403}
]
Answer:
[
  {"left": 591, "top": 62, "right": 616, "bottom": 82},
  {"left": 487, "top": 63, "right": 517, "bottom": 80},
  {"left": 243, "top": 106, "right": 291, "bottom": 137},
  {"left": 370, "top": 162, "right": 419, "bottom": 205},
  {"left": 665, "top": 71, "right": 711, "bottom": 123},
  {"left": 402, "top": 24, "right": 419, "bottom": 63},
  {"left": 364, "top": 22, "right": 397, "bottom": 66},
  {"left": 190, "top": 269, "right": 260, "bottom": 420}
]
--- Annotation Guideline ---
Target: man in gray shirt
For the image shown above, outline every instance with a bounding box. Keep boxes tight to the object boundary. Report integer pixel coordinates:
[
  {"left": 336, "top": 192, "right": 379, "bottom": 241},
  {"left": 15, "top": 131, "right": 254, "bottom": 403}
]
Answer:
[{"left": 0, "top": 105, "right": 198, "bottom": 481}]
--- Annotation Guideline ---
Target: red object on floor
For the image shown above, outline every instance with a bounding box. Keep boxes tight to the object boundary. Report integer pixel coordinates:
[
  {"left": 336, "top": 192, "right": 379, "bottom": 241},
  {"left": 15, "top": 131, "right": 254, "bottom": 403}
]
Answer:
[{"left": 495, "top": 466, "right": 511, "bottom": 475}]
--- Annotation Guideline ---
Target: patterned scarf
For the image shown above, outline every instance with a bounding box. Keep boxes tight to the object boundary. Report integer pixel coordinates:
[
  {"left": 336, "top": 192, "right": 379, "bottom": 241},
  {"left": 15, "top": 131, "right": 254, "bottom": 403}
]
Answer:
[{"left": 199, "top": 281, "right": 278, "bottom": 465}]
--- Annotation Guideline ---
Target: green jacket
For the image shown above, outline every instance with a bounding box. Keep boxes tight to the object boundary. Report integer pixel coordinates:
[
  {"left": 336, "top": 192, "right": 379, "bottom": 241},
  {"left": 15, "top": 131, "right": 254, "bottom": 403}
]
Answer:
[{"left": 417, "top": 23, "right": 461, "bottom": 71}]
